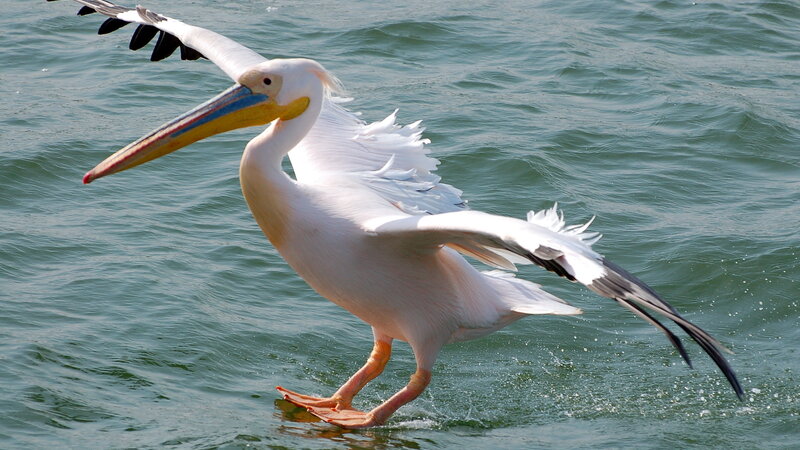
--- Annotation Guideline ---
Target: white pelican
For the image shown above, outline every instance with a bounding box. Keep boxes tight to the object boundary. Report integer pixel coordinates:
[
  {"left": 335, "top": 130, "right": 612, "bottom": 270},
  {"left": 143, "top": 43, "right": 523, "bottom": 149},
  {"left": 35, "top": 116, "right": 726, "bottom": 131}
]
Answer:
[{"left": 60, "top": 0, "right": 743, "bottom": 428}]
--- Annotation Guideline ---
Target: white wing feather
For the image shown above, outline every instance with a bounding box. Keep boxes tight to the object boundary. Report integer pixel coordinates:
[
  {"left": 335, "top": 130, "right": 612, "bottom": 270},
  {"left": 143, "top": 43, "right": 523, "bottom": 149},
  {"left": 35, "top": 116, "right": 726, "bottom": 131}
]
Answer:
[
  {"left": 365, "top": 205, "right": 605, "bottom": 283},
  {"left": 291, "top": 98, "right": 467, "bottom": 215}
]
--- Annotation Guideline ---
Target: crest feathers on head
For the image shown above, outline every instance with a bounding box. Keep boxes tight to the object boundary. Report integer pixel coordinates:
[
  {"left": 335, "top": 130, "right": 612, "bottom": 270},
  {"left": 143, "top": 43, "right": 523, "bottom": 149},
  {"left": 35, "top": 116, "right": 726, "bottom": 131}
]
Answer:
[{"left": 311, "top": 67, "right": 345, "bottom": 97}]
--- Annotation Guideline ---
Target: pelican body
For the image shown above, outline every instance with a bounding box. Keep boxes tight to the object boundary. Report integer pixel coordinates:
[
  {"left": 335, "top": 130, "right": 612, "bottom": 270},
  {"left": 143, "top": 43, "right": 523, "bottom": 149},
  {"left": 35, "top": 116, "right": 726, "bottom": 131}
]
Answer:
[{"left": 62, "top": 0, "right": 743, "bottom": 428}]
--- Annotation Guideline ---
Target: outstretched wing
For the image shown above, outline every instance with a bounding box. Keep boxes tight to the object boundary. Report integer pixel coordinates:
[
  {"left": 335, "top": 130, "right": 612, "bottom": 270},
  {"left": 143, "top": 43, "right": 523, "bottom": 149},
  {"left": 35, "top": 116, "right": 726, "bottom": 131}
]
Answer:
[
  {"left": 365, "top": 204, "right": 744, "bottom": 399},
  {"left": 58, "top": 0, "right": 466, "bottom": 216},
  {"left": 53, "top": 0, "right": 266, "bottom": 80}
]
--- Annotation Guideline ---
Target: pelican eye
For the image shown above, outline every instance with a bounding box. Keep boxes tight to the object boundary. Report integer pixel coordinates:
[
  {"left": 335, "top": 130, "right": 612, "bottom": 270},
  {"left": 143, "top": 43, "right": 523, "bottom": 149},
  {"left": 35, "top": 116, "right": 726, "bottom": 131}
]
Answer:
[{"left": 263, "top": 77, "right": 272, "bottom": 86}]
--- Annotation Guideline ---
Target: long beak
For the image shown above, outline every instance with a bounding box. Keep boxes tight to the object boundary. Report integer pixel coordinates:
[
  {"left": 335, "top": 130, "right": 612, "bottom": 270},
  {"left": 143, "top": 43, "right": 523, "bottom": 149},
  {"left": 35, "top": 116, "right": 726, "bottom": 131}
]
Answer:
[{"left": 83, "top": 84, "right": 309, "bottom": 184}]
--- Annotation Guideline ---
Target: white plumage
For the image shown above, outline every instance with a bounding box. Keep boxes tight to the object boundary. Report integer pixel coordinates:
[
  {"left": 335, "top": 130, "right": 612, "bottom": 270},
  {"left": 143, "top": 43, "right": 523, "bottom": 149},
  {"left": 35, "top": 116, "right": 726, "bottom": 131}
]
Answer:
[
  {"left": 65, "top": 0, "right": 743, "bottom": 429},
  {"left": 292, "top": 99, "right": 466, "bottom": 216}
]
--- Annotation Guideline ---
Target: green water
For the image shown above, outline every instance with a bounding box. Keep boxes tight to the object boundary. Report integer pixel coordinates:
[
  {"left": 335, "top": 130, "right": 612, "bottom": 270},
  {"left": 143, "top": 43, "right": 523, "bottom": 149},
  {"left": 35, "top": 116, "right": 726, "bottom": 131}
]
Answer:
[{"left": 2, "top": 0, "right": 798, "bottom": 448}]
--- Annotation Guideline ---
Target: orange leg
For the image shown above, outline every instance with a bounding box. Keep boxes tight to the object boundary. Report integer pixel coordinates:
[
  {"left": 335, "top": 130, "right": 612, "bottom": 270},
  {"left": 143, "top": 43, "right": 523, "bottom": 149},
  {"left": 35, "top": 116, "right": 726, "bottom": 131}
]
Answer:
[
  {"left": 277, "top": 337, "right": 392, "bottom": 411},
  {"left": 307, "top": 368, "right": 431, "bottom": 428}
]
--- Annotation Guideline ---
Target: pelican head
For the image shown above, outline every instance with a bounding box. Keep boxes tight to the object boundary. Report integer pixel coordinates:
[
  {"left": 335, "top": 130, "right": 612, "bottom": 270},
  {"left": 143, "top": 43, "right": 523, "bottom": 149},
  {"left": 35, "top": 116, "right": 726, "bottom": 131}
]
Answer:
[{"left": 82, "top": 58, "right": 334, "bottom": 184}]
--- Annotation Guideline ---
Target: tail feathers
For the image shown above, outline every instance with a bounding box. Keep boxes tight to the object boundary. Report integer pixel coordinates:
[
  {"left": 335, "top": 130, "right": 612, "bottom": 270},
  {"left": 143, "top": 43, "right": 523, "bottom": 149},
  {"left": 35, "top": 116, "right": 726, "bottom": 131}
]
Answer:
[{"left": 483, "top": 270, "right": 582, "bottom": 316}]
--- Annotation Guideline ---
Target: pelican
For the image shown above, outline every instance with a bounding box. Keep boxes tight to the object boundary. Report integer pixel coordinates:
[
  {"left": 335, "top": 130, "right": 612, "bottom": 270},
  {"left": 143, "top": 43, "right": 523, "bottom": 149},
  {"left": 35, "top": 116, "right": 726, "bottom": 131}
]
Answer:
[{"left": 59, "top": 0, "right": 743, "bottom": 428}]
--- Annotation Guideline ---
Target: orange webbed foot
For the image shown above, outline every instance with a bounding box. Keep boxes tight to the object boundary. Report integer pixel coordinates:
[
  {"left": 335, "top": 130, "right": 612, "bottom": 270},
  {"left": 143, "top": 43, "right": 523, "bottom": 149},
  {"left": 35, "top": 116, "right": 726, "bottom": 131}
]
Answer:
[
  {"left": 306, "top": 405, "right": 383, "bottom": 429},
  {"left": 276, "top": 386, "right": 382, "bottom": 428},
  {"left": 276, "top": 386, "right": 342, "bottom": 409}
]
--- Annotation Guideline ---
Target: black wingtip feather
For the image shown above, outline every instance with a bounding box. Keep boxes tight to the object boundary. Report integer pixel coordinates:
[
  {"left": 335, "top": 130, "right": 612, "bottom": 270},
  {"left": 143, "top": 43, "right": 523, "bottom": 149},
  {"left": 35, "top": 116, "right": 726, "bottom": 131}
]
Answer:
[
  {"left": 151, "top": 31, "right": 180, "bottom": 61},
  {"left": 129, "top": 24, "right": 159, "bottom": 51},
  {"left": 65, "top": 1, "right": 206, "bottom": 63},
  {"left": 601, "top": 258, "right": 678, "bottom": 314},
  {"left": 525, "top": 251, "right": 576, "bottom": 281},
  {"left": 616, "top": 298, "right": 693, "bottom": 368},
  {"left": 592, "top": 258, "right": 743, "bottom": 399},
  {"left": 180, "top": 44, "right": 204, "bottom": 61},
  {"left": 98, "top": 17, "right": 129, "bottom": 35},
  {"left": 671, "top": 320, "right": 745, "bottom": 400}
]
